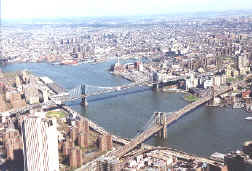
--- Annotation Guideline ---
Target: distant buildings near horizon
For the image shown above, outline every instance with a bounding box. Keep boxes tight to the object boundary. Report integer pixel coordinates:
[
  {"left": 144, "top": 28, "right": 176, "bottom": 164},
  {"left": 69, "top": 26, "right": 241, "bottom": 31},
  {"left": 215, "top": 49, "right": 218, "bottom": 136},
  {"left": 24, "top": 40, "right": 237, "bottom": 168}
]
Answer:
[{"left": 1, "top": 13, "right": 252, "bottom": 170}]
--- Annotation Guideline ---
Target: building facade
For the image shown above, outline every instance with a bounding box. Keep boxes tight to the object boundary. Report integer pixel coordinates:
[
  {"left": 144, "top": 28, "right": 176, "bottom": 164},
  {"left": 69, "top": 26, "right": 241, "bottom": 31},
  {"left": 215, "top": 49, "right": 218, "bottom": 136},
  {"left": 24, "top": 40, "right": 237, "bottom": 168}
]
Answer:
[{"left": 22, "top": 116, "right": 59, "bottom": 171}]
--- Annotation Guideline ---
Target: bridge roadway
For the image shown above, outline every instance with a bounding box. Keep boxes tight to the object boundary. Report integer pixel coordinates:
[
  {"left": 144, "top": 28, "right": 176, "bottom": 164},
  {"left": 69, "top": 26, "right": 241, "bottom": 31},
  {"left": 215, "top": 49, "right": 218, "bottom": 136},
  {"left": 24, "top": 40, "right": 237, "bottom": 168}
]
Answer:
[
  {"left": 60, "top": 72, "right": 226, "bottom": 102},
  {"left": 0, "top": 83, "right": 227, "bottom": 170},
  {"left": 62, "top": 105, "right": 223, "bottom": 170},
  {"left": 53, "top": 80, "right": 151, "bottom": 102},
  {"left": 0, "top": 73, "right": 206, "bottom": 116},
  {"left": 2, "top": 68, "right": 236, "bottom": 117},
  {"left": 111, "top": 86, "right": 233, "bottom": 159},
  {"left": 52, "top": 74, "right": 189, "bottom": 102},
  {"left": 1, "top": 79, "right": 153, "bottom": 117}
]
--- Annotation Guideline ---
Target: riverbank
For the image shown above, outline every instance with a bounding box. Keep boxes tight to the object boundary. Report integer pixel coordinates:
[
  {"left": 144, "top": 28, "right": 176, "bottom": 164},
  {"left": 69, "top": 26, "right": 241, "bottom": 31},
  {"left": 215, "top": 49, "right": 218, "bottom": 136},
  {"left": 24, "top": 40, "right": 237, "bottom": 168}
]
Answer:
[{"left": 2, "top": 62, "right": 252, "bottom": 158}]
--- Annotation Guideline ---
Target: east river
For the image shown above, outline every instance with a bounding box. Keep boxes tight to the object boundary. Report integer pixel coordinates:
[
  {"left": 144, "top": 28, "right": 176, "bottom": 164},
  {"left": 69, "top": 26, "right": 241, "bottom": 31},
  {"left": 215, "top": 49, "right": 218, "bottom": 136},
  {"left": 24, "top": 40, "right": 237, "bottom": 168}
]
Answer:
[{"left": 2, "top": 61, "right": 252, "bottom": 157}]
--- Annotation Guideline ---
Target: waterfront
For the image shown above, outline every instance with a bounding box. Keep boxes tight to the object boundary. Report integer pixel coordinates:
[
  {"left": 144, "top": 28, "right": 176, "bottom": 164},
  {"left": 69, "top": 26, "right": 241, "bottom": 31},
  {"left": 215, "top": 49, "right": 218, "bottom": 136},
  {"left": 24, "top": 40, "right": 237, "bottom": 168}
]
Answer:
[{"left": 2, "top": 62, "right": 252, "bottom": 157}]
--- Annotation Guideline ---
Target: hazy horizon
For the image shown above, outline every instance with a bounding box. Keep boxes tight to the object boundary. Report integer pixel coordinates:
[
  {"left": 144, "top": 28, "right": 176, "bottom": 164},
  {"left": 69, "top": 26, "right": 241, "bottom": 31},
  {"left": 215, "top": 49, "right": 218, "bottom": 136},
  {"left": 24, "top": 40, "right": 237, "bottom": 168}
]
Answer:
[{"left": 1, "top": 0, "right": 252, "bottom": 20}]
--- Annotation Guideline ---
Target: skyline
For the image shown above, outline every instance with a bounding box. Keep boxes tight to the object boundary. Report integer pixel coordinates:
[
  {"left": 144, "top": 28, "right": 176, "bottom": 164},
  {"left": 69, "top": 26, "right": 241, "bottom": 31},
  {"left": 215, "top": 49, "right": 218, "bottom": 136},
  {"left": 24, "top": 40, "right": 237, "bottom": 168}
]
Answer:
[
  {"left": 1, "top": 0, "right": 252, "bottom": 19},
  {"left": 1, "top": 3, "right": 252, "bottom": 170}
]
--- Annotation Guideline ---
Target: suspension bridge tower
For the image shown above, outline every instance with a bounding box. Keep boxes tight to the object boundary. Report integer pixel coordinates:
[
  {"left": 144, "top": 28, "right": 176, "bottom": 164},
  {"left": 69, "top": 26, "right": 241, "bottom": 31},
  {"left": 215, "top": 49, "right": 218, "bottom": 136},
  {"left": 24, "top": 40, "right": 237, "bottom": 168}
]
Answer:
[
  {"left": 81, "top": 84, "right": 88, "bottom": 107},
  {"left": 154, "top": 112, "right": 167, "bottom": 139},
  {"left": 208, "top": 86, "right": 217, "bottom": 106}
]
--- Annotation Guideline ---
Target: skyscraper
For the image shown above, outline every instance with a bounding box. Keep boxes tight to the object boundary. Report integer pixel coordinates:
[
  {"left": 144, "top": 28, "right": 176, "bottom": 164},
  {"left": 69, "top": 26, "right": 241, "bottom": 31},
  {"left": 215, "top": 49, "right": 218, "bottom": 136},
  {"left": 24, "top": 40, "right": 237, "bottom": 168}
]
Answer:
[{"left": 22, "top": 116, "right": 59, "bottom": 171}]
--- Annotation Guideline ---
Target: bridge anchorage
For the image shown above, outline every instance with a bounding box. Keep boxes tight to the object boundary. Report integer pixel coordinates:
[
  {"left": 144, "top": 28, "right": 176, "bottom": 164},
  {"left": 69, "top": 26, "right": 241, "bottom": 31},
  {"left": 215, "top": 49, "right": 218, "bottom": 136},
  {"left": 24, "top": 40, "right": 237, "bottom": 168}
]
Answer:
[{"left": 154, "top": 112, "right": 167, "bottom": 139}]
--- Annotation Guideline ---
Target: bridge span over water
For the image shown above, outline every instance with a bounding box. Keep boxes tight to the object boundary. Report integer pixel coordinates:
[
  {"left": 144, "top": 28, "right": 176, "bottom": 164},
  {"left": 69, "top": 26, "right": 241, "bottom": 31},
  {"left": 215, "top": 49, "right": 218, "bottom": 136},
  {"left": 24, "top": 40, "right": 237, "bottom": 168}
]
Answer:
[
  {"left": 2, "top": 75, "right": 186, "bottom": 116},
  {"left": 50, "top": 80, "right": 151, "bottom": 104},
  {"left": 110, "top": 85, "right": 233, "bottom": 159},
  {"left": 0, "top": 80, "right": 152, "bottom": 116}
]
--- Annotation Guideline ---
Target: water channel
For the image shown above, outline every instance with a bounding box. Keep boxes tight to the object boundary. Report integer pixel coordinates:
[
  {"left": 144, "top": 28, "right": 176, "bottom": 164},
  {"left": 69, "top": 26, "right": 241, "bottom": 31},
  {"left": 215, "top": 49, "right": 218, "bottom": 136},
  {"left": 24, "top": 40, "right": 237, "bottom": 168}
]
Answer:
[{"left": 2, "top": 61, "right": 252, "bottom": 157}]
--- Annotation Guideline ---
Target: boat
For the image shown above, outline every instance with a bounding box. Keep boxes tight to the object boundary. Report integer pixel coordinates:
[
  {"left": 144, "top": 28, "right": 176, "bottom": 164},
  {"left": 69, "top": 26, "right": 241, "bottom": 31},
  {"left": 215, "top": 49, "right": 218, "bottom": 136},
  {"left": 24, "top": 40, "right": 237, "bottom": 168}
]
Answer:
[
  {"left": 71, "top": 63, "right": 80, "bottom": 66},
  {"left": 60, "top": 59, "right": 78, "bottom": 65},
  {"left": 233, "top": 103, "right": 244, "bottom": 109},
  {"left": 245, "top": 117, "right": 252, "bottom": 120},
  {"left": 52, "top": 62, "right": 61, "bottom": 65}
]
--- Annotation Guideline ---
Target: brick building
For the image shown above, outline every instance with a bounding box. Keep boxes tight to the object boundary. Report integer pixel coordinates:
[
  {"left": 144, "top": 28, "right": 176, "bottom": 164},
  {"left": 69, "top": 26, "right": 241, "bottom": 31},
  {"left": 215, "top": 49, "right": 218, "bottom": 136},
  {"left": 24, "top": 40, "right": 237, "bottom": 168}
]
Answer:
[
  {"left": 69, "top": 147, "right": 77, "bottom": 168},
  {"left": 98, "top": 134, "right": 113, "bottom": 152},
  {"left": 76, "top": 119, "right": 89, "bottom": 133},
  {"left": 78, "top": 132, "right": 88, "bottom": 148},
  {"left": 0, "top": 94, "right": 7, "bottom": 112},
  {"left": 3, "top": 129, "right": 23, "bottom": 161},
  {"left": 6, "top": 90, "right": 26, "bottom": 109}
]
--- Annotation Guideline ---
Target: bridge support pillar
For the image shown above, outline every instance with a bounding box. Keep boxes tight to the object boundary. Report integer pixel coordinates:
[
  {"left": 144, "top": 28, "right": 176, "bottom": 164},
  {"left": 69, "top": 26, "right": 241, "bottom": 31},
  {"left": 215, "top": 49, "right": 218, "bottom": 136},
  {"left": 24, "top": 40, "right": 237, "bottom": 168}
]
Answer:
[
  {"left": 81, "top": 96, "right": 88, "bottom": 107},
  {"left": 160, "top": 126, "right": 167, "bottom": 139},
  {"left": 154, "top": 112, "right": 167, "bottom": 139},
  {"left": 159, "top": 113, "right": 167, "bottom": 139},
  {"left": 153, "top": 82, "right": 159, "bottom": 91},
  {"left": 137, "top": 143, "right": 143, "bottom": 149},
  {"left": 208, "top": 86, "right": 218, "bottom": 107},
  {"left": 81, "top": 85, "right": 88, "bottom": 107},
  {"left": 208, "top": 97, "right": 217, "bottom": 106}
]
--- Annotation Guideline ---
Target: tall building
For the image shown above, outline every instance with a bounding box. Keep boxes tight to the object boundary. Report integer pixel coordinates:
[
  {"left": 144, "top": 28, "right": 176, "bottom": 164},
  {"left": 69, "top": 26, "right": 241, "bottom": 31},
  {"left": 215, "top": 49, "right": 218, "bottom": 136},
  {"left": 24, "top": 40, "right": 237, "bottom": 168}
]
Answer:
[
  {"left": 22, "top": 116, "right": 59, "bottom": 171},
  {"left": 16, "top": 75, "right": 22, "bottom": 89},
  {"left": 21, "top": 70, "right": 30, "bottom": 84},
  {"left": 23, "top": 85, "right": 40, "bottom": 104},
  {"left": 0, "top": 94, "right": 7, "bottom": 112},
  {"left": 6, "top": 90, "right": 26, "bottom": 109},
  {"left": 78, "top": 133, "right": 88, "bottom": 148},
  {"left": 238, "top": 54, "right": 249, "bottom": 70},
  {"left": 69, "top": 147, "right": 83, "bottom": 168},
  {"left": 224, "top": 153, "right": 245, "bottom": 171},
  {"left": 98, "top": 134, "right": 113, "bottom": 152},
  {"left": 0, "top": 69, "right": 3, "bottom": 78}
]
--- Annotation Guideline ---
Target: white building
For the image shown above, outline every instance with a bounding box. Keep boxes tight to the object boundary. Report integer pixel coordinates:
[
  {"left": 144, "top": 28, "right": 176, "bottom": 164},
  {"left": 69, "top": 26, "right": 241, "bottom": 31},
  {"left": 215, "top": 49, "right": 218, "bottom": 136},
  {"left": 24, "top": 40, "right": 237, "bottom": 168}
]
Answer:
[
  {"left": 138, "top": 63, "right": 144, "bottom": 72},
  {"left": 185, "top": 73, "right": 198, "bottom": 90},
  {"left": 213, "top": 75, "right": 221, "bottom": 87},
  {"left": 22, "top": 116, "right": 59, "bottom": 171},
  {"left": 204, "top": 78, "right": 213, "bottom": 89},
  {"left": 238, "top": 54, "right": 249, "bottom": 70},
  {"left": 220, "top": 75, "right": 227, "bottom": 85}
]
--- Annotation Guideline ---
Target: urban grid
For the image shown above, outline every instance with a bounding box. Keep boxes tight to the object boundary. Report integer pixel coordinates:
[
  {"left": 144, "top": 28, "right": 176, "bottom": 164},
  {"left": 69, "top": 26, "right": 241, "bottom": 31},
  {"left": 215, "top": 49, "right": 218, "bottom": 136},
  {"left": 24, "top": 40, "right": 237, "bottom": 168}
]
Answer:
[{"left": 0, "top": 7, "right": 252, "bottom": 171}]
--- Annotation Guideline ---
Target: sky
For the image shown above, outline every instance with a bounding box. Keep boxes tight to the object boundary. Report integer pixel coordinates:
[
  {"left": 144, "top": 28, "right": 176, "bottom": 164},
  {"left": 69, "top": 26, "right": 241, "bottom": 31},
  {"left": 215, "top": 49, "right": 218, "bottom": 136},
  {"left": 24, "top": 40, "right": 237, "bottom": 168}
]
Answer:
[{"left": 1, "top": 0, "right": 252, "bottom": 19}]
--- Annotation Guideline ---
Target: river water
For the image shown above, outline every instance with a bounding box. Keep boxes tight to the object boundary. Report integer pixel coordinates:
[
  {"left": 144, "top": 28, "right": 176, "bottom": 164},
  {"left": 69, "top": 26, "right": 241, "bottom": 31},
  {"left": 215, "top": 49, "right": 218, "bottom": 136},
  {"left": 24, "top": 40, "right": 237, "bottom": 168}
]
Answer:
[{"left": 2, "top": 61, "right": 252, "bottom": 157}]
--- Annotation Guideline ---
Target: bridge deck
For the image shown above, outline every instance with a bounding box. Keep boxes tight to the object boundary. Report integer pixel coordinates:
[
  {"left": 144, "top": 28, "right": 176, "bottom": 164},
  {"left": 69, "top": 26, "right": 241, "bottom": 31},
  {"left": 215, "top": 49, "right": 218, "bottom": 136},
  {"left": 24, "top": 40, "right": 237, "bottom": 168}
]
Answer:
[{"left": 112, "top": 86, "right": 232, "bottom": 158}]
